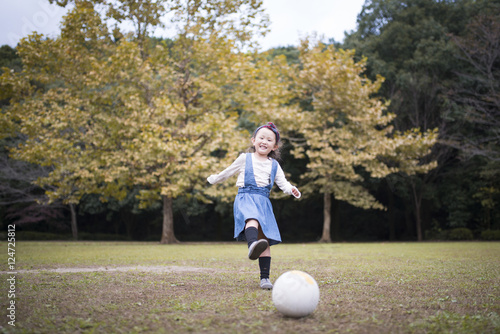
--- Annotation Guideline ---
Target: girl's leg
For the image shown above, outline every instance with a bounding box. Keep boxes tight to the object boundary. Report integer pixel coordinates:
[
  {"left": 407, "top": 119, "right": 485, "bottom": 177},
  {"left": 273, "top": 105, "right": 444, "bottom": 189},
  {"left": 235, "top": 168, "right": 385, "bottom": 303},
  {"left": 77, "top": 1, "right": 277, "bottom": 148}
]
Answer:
[
  {"left": 245, "top": 219, "right": 268, "bottom": 260},
  {"left": 244, "top": 222, "right": 272, "bottom": 289},
  {"left": 258, "top": 227, "right": 273, "bottom": 290},
  {"left": 257, "top": 226, "right": 271, "bottom": 257},
  {"left": 245, "top": 219, "right": 259, "bottom": 230},
  {"left": 244, "top": 219, "right": 259, "bottom": 247}
]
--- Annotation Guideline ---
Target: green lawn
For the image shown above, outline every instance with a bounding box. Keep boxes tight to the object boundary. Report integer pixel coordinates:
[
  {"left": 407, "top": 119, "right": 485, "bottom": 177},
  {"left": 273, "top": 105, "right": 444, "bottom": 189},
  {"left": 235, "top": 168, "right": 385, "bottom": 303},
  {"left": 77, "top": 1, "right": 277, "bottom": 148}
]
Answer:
[{"left": 1, "top": 241, "right": 499, "bottom": 333}]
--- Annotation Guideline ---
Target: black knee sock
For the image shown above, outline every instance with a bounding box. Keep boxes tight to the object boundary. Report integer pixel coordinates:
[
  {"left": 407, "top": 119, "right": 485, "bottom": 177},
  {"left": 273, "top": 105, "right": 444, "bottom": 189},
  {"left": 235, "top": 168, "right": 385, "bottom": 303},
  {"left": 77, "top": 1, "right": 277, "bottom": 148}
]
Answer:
[
  {"left": 245, "top": 227, "right": 258, "bottom": 247},
  {"left": 259, "top": 256, "right": 271, "bottom": 279}
]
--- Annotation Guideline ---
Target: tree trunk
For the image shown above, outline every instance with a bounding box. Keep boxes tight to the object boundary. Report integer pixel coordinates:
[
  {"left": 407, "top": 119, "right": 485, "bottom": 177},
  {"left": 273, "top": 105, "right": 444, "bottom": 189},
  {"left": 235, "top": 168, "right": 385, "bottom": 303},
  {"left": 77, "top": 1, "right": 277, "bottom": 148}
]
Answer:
[
  {"left": 121, "top": 209, "right": 135, "bottom": 240},
  {"left": 320, "top": 192, "right": 332, "bottom": 242},
  {"left": 69, "top": 203, "right": 78, "bottom": 240},
  {"left": 332, "top": 196, "right": 341, "bottom": 241},
  {"left": 404, "top": 208, "right": 413, "bottom": 239},
  {"left": 411, "top": 182, "right": 423, "bottom": 241},
  {"left": 387, "top": 181, "right": 396, "bottom": 241},
  {"left": 161, "top": 195, "right": 179, "bottom": 244},
  {"left": 415, "top": 207, "right": 423, "bottom": 241}
]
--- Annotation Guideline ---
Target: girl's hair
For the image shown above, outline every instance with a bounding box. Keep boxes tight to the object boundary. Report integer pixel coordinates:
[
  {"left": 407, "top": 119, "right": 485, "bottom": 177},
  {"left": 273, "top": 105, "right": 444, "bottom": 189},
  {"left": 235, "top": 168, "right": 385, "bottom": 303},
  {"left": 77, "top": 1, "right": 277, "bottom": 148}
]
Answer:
[{"left": 247, "top": 122, "right": 282, "bottom": 160}]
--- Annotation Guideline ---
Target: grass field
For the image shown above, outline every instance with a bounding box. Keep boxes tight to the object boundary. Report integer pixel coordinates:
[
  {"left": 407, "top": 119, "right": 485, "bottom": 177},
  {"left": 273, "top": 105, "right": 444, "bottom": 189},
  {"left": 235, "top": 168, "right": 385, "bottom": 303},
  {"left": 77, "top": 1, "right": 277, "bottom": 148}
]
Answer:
[{"left": 0, "top": 241, "right": 499, "bottom": 333}]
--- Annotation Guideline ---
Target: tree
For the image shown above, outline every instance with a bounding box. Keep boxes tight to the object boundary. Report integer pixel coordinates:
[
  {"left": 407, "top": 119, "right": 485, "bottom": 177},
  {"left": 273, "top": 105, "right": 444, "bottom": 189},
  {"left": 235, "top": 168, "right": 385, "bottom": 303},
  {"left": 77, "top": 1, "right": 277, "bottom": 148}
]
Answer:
[
  {"left": 1, "top": 0, "right": 270, "bottom": 243},
  {"left": 291, "top": 41, "right": 437, "bottom": 242},
  {"left": 94, "top": 0, "right": 270, "bottom": 243},
  {"left": 447, "top": 12, "right": 500, "bottom": 161},
  {"left": 0, "top": 45, "right": 67, "bottom": 230},
  {"left": 446, "top": 10, "right": 500, "bottom": 230},
  {"left": 0, "top": 45, "right": 22, "bottom": 75},
  {"left": 342, "top": 0, "right": 493, "bottom": 238},
  {"left": 0, "top": 143, "right": 66, "bottom": 229},
  {"left": 0, "top": 2, "right": 114, "bottom": 239}
]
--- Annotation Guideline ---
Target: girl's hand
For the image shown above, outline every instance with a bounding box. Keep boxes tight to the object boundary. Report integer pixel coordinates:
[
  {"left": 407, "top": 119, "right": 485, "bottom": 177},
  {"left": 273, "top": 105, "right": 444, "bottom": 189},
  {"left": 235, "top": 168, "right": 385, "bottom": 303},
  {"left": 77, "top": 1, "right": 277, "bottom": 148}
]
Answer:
[{"left": 292, "top": 187, "right": 301, "bottom": 198}]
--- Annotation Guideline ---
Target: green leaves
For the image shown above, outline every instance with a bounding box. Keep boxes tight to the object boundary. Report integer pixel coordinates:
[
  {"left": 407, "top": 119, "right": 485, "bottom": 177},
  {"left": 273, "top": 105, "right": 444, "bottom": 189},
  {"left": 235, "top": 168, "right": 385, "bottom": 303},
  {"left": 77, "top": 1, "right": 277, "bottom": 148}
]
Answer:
[{"left": 290, "top": 41, "right": 437, "bottom": 209}]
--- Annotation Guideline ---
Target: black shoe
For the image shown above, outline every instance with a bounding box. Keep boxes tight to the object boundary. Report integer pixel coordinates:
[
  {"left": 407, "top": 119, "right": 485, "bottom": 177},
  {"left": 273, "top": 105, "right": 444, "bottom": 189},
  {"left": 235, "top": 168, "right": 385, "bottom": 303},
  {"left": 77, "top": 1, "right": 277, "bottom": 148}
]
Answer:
[{"left": 248, "top": 239, "right": 268, "bottom": 260}]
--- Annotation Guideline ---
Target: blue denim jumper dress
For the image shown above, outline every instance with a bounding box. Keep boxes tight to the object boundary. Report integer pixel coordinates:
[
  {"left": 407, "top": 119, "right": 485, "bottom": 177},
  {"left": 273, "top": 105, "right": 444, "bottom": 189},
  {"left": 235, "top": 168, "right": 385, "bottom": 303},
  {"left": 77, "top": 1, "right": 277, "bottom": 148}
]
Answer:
[{"left": 233, "top": 153, "right": 282, "bottom": 246}]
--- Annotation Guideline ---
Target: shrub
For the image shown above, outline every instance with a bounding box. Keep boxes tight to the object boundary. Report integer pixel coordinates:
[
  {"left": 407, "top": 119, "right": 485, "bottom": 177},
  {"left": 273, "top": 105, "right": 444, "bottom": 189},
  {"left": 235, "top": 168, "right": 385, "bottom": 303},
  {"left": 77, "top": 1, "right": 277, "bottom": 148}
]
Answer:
[
  {"left": 18, "top": 231, "right": 72, "bottom": 241},
  {"left": 16, "top": 231, "right": 130, "bottom": 241},
  {"left": 78, "top": 232, "right": 130, "bottom": 241},
  {"left": 449, "top": 228, "right": 474, "bottom": 240},
  {"left": 481, "top": 230, "right": 500, "bottom": 241},
  {"left": 425, "top": 225, "right": 449, "bottom": 240}
]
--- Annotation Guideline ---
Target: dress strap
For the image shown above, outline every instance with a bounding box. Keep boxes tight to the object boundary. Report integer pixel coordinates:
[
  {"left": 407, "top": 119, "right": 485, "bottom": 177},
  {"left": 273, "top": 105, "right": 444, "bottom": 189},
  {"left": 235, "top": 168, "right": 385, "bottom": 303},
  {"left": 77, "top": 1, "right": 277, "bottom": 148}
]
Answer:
[
  {"left": 243, "top": 153, "right": 258, "bottom": 187},
  {"left": 244, "top": 153, "right": 278, "bottom": 191},
  {"left": 266, "top": 159, "right": 278, "bottom": 190}
]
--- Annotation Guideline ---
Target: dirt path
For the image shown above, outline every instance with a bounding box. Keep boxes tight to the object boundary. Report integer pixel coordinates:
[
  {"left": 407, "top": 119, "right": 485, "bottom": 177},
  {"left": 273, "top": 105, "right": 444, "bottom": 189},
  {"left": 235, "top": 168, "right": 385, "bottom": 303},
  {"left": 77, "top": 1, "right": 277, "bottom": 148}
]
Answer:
[{"left": 1, "top": 265, "right": 219, "bottom": 274}]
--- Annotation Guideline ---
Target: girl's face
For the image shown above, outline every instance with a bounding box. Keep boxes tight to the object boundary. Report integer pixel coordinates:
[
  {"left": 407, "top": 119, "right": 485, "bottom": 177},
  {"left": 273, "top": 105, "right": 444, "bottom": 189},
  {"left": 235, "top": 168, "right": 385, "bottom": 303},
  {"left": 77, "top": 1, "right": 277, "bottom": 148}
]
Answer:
[{"left": 251, "top": 127, "right": 278, "bottom": 158}]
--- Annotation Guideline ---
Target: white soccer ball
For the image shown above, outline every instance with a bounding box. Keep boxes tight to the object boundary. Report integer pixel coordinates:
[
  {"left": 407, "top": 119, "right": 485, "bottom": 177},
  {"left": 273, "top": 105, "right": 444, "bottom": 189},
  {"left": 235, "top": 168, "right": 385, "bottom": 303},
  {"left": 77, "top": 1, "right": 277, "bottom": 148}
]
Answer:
[{"left": 272, "top": 270, "right": 320, "bottom": 317}]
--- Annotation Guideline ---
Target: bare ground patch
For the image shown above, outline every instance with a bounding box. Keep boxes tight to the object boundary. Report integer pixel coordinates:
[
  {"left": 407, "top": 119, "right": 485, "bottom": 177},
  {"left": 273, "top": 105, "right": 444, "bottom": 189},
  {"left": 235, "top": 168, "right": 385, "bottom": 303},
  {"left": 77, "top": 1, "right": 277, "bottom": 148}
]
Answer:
[{"left": 1, "top": 265, "right": 221, "bottom": 274}]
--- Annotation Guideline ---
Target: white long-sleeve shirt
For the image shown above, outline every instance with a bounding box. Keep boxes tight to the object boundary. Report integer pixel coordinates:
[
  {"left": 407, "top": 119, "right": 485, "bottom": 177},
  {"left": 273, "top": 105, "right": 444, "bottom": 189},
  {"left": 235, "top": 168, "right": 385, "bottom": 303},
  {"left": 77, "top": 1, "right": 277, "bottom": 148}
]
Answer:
[{"left": 207, "top": 153, "right": 301, "bottom": 198}]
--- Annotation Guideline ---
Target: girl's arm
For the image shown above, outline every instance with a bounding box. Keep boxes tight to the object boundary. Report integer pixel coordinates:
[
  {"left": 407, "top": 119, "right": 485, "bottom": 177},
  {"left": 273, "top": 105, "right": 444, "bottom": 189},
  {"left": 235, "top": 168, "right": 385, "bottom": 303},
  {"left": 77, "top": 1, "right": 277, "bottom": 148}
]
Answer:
[
  {"left": 207, "top": 153, "right": 246, "bottom": 185},
  {"left": 274, "top": 164, "right": 301, "bottom": 199}
]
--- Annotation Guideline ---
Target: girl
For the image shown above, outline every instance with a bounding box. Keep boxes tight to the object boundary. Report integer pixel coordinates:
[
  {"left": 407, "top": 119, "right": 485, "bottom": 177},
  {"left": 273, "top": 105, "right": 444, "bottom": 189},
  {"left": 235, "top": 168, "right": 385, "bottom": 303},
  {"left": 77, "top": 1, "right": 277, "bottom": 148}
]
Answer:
[{"left": 207, "top": 122, "right": 301, "bottom": 290}]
